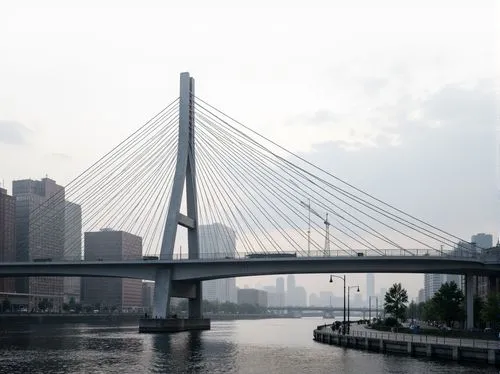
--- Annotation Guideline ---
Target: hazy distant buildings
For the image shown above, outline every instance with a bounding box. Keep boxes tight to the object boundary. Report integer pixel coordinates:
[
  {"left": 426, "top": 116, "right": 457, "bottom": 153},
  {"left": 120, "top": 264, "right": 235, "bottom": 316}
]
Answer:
[
  {"left": 366, "top": 273, "right": 375, "bottom": 301},
  {"left": 199, "top": 224, "right": 237, "bottom": 303},
  {"left": 82, "top": 230, "right": 142, "bottom": 310},
  {"left": 0, "top": 188, "right": 16, "bottom": 293},
  {"left": 13, "top": 178, "right": 65, "bottom": 310},
  {"left": 285, "top": 275, "right": 307, "bottom": 306},
  {"left": 417, "top": 288, "right": 425, "bottom": 304},
  {"left": 309, "top": 293, "right": 319, "bottom": 306},
  {"left": 237, "top": 288, "right": 268, "bottom": 307},
  {"left": 64, "top": 201, "right": 82, "bottom": 302},
  {"left": 275, "top": 277, "right": 285, "bottom": 307},
  {"left": 318, "top": 291, "right": 334, "bottom": 307}
]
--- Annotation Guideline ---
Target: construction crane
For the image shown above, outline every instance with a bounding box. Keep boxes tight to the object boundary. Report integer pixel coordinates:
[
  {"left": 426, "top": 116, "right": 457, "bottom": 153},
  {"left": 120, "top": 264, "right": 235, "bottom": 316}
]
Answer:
[{"left": 299, "top": 200, "right": 331, "bottom": 256}]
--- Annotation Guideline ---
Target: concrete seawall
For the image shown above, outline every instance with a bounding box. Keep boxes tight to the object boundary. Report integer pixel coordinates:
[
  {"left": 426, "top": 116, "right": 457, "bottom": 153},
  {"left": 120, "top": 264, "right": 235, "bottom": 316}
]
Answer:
[{"left": 313, "top": 327, "right": 500, "bottom": 366}]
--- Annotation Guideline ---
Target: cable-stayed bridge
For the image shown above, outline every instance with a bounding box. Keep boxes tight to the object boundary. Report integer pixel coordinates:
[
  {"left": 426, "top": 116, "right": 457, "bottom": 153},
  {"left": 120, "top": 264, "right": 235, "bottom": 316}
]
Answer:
[{"left": 3, "top": 73, "right": 499, "bottom": 330}]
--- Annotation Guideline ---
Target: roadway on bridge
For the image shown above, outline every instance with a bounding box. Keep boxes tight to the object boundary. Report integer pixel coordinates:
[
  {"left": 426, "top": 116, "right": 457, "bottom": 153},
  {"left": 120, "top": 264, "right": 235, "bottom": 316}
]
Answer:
[{"left": 0, "top": 255, "right": 497, "bottom": 281}]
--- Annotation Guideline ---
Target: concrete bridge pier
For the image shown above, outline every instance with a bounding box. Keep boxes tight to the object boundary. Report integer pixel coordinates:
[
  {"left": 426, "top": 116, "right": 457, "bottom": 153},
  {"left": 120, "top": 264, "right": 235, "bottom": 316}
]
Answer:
[
  {"left": 139, "top": 73, "right": 209, "bottom": 333},
  {"left": 188, "top": 280, "right": 202, "bottom": 319}
]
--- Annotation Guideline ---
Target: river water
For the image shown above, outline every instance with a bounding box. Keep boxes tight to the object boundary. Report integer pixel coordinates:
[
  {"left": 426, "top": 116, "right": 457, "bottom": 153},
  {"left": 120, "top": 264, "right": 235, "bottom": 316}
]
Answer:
[{"left": 0, "top": 318, "right": 496, "bottom": 373}]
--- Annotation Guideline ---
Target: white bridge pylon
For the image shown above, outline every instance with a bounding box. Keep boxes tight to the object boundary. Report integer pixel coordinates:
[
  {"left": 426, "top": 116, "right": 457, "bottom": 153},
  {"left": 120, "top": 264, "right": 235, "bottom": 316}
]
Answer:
[{"left": 153, "top": 72, "right": 201, "bottom": 319}]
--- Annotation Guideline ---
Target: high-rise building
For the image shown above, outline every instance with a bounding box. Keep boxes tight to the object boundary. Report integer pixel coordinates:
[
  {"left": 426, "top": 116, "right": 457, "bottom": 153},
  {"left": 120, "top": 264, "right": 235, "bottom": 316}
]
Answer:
[
  {"left": 287, "top": 274, "right": 296, "bottom": 293},
  {"left": 318, "top": 291, "right": 334, "bottom": 307},
  {"left": 13, "top": 178, "right": 65, "bottom": 310},
  {"left": 142, "top": 281, "right": 155, "bottom": 311},
  {"left": 64, "top": 201, "right": 82, "bottom": 303},
  {"left": 275, "top": 277, "right": 285, "bottom": 307},
  {"left": 286, "top": 274, "right": 296, "bottom": 305},
  {"left": 366, "top": 273, "right": 375, "bottom": 300},
  {"left": 237, "top": 288, "right": 268, "bottom": 307},
  {"left": 471, "top": 233, "right": 493, "bottom": 251},
  {"left": 424, "top": 273, "right": 462, "bottom": 301},
  {"left": 294, "top": 286, "right": 307, "bottom": 307},
  {"left": 82, "top": 230, "right": 142, "bottom": 310},
  {"left": 0, "top": 188, "right": 16, "bottom": 293},
  {"left": 417, "top": 288, "right": 425, "bottom": 304},
  {"left": 309, "top": 292, "right": 319, "bottom": 306},
  {"left": 471, "top": 233, "right": 493, "bottom": 299},
  {"left": 276, "top": 277, "right": 285, "bottom": 293},
  {"left": 199, "top": 224, "right": 237, "bottom": 303}
]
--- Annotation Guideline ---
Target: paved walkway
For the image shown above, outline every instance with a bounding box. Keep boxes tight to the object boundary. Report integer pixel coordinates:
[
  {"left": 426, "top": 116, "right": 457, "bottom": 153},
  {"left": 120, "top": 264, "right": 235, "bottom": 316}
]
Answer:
[{"left": 320, "top": 323, "right": 500, "bottom": 349}]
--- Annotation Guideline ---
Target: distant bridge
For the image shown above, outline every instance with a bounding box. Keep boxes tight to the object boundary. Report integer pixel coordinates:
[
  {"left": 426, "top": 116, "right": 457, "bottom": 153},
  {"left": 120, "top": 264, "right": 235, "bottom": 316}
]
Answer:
[{"left": 267, "top": 306, "right": 383, "bottom": 313}]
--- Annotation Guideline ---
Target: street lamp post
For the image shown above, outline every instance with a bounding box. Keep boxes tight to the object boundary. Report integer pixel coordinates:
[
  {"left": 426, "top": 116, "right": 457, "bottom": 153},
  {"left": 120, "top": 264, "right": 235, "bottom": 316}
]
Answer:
[
  {"left": 329, "top": 274, "right": 346, "bottom": 335},
  {"left": 347, "top": 285, "right": 360, "bottom": 334}
]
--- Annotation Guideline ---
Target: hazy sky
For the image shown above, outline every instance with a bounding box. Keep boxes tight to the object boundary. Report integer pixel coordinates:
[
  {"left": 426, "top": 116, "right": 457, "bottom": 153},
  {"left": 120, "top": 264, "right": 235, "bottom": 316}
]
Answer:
[{"left": 1, "top": 0, "right": 499, "bottom": 300}]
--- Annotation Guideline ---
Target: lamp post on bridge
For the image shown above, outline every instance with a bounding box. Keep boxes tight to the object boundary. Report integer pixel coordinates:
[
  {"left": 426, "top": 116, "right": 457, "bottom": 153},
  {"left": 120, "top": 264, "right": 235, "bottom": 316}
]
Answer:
[
  {"left": 329, "top": 274, "right": 346, "bottom": 335},
  {"left": 347, "top": 285, "right": 360, "bottom": 334}
]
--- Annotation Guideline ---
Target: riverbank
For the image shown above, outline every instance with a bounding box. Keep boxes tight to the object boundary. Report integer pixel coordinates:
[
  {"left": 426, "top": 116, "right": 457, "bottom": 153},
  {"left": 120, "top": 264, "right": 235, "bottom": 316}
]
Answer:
[
  {"left": 0, "top": 312, "right": 297, "bottom": 325},
  {"left": 313, "top": 325, "right": 500, "bottom": 366}
]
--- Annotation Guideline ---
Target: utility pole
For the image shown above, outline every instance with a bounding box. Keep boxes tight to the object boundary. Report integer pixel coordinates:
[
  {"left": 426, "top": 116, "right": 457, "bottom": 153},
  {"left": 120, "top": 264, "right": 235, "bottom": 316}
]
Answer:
[{"left": 299, "top": 201, "right": 330, "bottom": 256}]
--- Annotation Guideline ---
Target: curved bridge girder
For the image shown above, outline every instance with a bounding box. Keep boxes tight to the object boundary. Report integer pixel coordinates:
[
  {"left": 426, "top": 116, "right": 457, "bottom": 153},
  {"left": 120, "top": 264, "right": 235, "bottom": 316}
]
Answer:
[{"left": 0, "top": 257, "right": 498, "bottom": 281}]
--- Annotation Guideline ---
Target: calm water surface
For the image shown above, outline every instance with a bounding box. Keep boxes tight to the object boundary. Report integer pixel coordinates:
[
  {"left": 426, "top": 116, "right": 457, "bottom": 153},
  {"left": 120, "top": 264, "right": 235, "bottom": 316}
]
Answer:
[{"left": 0, "top": 318, "right": 496, "bottom": 373}]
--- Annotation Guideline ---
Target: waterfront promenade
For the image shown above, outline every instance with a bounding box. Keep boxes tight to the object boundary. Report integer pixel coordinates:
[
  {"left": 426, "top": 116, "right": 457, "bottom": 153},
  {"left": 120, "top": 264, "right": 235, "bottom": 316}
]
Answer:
[{"left": 313, "top": 324, "right": 500, "bottom": 365}]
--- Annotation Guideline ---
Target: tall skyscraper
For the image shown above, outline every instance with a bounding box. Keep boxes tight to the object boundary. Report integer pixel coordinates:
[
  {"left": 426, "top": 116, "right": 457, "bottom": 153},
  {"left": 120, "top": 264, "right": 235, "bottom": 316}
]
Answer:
[
  {"left": 366, "top": 273, "right": 375, "bottom": 300},
  {"left": 276, "top": 277, "right": 285, "bottom": 294},
  {"left": 275, "top": 277, "right": 285, "bottom": 307},
  {"left": 472, "top": 233, "right": 493, "bottom": 298},
  {"left": 424, "top": 273, "right": 444, "bottom": 301},
  {"left": 471, "top": 233, "right": 493, "bottom": 251},
  {"left": 142, "top": 281, "right": 155, "bottom": 311},
  {"left": 64, "top": 201, "right": 82, "bottom": 302},
  {"left": 82, "top": 230, "right": 142, "bottom": 309},
  {"left": 199, "top": 223, "right": 237, "bottom": 303},
  {"left": 286, "top": 275, "right": 296, "bottom": 305},
  {"left": 13, "top": 178, "right": 65, "bottom": 310},
  {"left": 0, "top": 188, "right": 16, "bottom": 293}
]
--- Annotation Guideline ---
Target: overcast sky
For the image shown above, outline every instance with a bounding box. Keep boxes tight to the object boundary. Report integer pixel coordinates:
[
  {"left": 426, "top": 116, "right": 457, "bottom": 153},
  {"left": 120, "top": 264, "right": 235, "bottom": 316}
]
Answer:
[{"left": 1, "top": 0, "right": 499, "bottom": 300}]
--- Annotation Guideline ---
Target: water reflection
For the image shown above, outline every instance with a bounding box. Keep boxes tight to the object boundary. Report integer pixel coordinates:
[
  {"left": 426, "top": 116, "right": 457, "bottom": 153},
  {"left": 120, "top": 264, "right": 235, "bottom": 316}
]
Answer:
[{"left": 0, "top": 319, "right": 496, "bottom": 374}]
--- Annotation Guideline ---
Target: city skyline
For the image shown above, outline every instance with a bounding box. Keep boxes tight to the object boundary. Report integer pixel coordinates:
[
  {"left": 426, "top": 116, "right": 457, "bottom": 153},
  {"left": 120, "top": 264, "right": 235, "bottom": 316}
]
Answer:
[
  {"left": 0, "top": 177, "right": 496, "bottom": 301},
  {"left": 0, "top": 1, "right": 498, "bottom": 310}
]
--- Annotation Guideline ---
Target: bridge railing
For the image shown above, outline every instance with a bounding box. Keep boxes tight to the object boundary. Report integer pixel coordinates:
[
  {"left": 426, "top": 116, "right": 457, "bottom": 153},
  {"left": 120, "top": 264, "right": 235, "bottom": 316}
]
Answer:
[
  {"left": 350, "top": 329, "right": 499, "bottom": 349},
  {"left": 4, "top": 247, "right": 481, "bottom": 263},
  {"left": 172, "top": 248, "right": 480, "bottom": 260}
]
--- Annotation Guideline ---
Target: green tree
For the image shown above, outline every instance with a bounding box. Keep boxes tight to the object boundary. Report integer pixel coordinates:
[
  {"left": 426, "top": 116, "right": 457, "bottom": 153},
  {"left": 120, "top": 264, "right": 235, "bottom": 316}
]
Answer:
[
  {"left": 384, "top": 283, "right": 408, "bottom": 322},
  {"left": 481, "top": 293, "right": 500, "bottom": 329},
  {"left": 431, "top": 281, "right": 464, "bottom": 327},
  {"left": 422, "top": 300, "right": 438, "bottom": 322},
  {"left": 407, "top": 300, "right": 417, "bottom": 321},
  {"left": 2, "top": 298, "right": 11, "bottom": 312}
]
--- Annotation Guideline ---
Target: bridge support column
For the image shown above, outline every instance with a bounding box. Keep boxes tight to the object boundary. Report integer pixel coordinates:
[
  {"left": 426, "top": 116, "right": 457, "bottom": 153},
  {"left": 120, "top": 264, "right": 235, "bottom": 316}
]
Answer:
[
  {"left": 153, "top": 269, "right": 172, "bottom": 319},
  {"left": 466, "top": 274, "right": 474, "bottom": 329},
  {"left": 188, "top": 280, "right": 202, "bottom": 319}
]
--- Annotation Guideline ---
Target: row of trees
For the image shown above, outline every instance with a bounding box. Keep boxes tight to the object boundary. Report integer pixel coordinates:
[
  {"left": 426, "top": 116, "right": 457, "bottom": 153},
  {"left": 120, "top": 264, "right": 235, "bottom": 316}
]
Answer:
[
  {"left": 171, "top": 300, "right": 268, "bottom": 315},
  {"left": 384, "top": 281, "right": 500, "bottom": 329}
]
